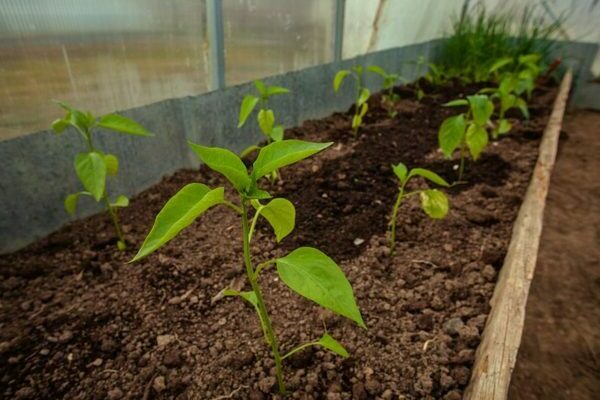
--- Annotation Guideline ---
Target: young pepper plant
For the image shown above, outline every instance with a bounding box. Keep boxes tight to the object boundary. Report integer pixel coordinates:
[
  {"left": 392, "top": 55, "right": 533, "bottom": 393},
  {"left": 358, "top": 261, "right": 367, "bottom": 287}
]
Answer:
[
  {"left": 51, "top": 101, "right": 152, "bottom": 250},
  {"left": 366, "top": 65, "right": 405, "bottom": 118},
  {"left": 130, "top": 139, "right": 365, "bottom": 395},
  {"left": 388, "top": 164, "right": 450, "bottom": 255},
  {"left": 438, "top": 95, "right": 495, "bottom": 181},
  {"left": 333, "top": 66, "right": 370, "bottom": 136},
  {"left": 480, "top": 76, "right": 529, "bottom": 138},
  {"left": 238, "top": 79, "right": 290, "bottom": 158},
  {"left": 488, "top": 53, "right": 542, "bottom": 99}
]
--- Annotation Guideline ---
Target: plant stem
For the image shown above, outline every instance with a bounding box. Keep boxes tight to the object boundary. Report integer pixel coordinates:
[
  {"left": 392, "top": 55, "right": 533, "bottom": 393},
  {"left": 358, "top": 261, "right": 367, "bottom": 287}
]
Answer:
[
  {"left": 103, "top": 196, "right": 126, "bottom": 248},
  {"left": 458, "top": 140, "right": 466, "bottom": 182},
  {"left": 389, "top": 184, "right": 406, "bottom": 256},
  {"left": 241, "top": 199, "right": 286, "bottom": 395}
]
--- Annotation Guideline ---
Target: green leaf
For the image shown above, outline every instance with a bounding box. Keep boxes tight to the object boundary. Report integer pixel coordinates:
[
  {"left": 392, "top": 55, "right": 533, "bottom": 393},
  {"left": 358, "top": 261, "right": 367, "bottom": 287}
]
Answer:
[
  {"left": 443, "top": 99, "right": 469, "bottom": 107},
  {"left": 515, "top": 98, "right": 529, "bottom": 119},
  {"left": 223, "top": 289, "right": 258, "bottom": 307},
  {"left": 358, "top": 102, "right": 368, "bottom": 117},
  {"left": 75, "top": 152, "right": 107, "bottom": 201},
  {"left": 266, "top": 86, "right": 290, "bottom": 96},
  {"left": 518, "top": 53, "right": 540, "bottom": 66},
  {"left": 189, "top": 143, "right": 250, "bottom": 192},
  {"left": 488, "top": 57, "right": 513, "bottom": 73},
  {"left": 499, "top": 76, "right": 517, "bottom": 95},
  {"left": 408, "top": 168, "right": 450, "bottom": 187},
  {"left": 52, "top": 118, "right": 69, "bottom": 134},
  {"left": 357, "top": 88, "right": 370, "bottom": 106},
  {"left": 465, "top": 124, "right": 488, "bottom": 160},
  {"left": 252, "top": 140, "right": 332, "bottom": 180},
  {"left": 351, "top": 115, "right": 362, "bottom": 131},
  {"left": 131, "top": 184, "right": 224, "bottom": 262},
  {"left": 367, "top": 65, "right": 387, "bottom": 77},
  {"left": 245, "top": 186, "right": 272, "bottom": 200},
  {"left": 98, "top": 114, "right": 152, "bottom": 136},
  {"left": 257, "top": 109, "right": 275, "bottom": 136},
  {"left": 240, "top": 144, "right": 261, "bottom": 159},
  {"left": 276, "top": 247, "right": 365, "bottom": 327},
  {"left": 497, "top": 119, "right": 512, "bottom": 135},
  {"left": 500, "top": 93, "right": 517, "bottom": 114},
  {"left": 104, "top": 154, "right": 119, "bottom": 176},
  {"left": 271, "top": 125, "right": 284, "bottom": 141},
  {"left": 254, "top": 198, "right": 295, "bottom": 242},
  {"left": 392, "top": 163, "right": 408, "bottom": 183},
  {"left": 468, "top": 95, "right": 494, "bottom": 126},
  {"left": 254, "top": 80, "right": 267, "bottom": 97},
  {"left": 438, "top": 114, "right": 466, "bottom": 158},
  {"left": 64, "top": 191, "right": 91, "bottom": 215},
  {"left": 333, "top": 70, "right": 351, "bottom": 92},
  {"left": 317, "top": 333, "right": 349, "bottom": 358},
  {"left": 111, "top": 195, "right": 129, "bottom": 208},
  {"left": 238, "top": 95, "right": 259, "bottom": 128},
  {"left": 420, "top": 189, "right": 449, "bottom": 219}
]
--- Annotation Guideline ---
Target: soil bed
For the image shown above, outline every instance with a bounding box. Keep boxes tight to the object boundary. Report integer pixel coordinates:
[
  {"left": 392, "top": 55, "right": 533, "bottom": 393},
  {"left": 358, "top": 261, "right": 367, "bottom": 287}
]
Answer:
[{"left": 0, "top": 80, "right": 557, "bottom": 399}]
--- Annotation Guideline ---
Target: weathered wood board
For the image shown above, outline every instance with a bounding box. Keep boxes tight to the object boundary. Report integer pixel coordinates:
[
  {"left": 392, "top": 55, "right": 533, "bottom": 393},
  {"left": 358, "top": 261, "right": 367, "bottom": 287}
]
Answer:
[{"left": 464, "top": 70, "right": 573, "bottom": 400}]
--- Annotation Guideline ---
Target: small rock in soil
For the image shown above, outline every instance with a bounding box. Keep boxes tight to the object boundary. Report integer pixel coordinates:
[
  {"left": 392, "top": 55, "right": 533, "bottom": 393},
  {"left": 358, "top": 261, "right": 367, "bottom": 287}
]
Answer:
[
  {"left": 465, "top": 205, "right": 498, "bottom": 225},
  {"left": 153, "top": 376, "right": 166, "bottom": 393},
  {"left": 163, "top": 348, "right": 183, "bottom": 368},
  {"left": 365, "top": 377, "right": 382, "bottom": 395},
  {"left": 157, "top": 334, "right": 175, "bottom": 347},
  {"left": 444, "top": 390, "right": 463, "bottom": 400},
  {"left": 443, "top": 317, "right": 464, "bottom": 336},
  {"left": 248, "top": 389, "right": 265, "bottom": 400},
  {"left": 353, "top": 238, "right": 365, "bottom": 246},
  {"left": 258, "top": 376, "right": 276, "bottom": 393},
  {"left": 352, "top": 382, "right": 367, "bottom": 399},
  {"left": 482, "top": 264, "right": 497, "bottom": 281},
  {"left": 107, "top": 387, "right": 123, "bottom": 400},
  {"left": 15, "top": 387, "right": 35, "bottom": 399}
]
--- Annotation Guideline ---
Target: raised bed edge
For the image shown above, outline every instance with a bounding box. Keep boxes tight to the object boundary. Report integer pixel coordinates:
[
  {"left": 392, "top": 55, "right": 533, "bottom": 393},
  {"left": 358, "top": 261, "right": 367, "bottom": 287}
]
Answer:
[{"left": 464, "top": 70, "right": 573, "bottom": 400}]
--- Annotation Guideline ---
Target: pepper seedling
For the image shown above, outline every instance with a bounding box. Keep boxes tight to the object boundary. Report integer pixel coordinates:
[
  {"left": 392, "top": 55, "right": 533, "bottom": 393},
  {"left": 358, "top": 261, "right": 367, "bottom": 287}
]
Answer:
[
  {"left": 51, "top": 101, "right": 152, "bottom": 250},
  {"left": 366, "top": 65, "right": 405, "bottom": 118},
  {"left": 238, "top": 79, "right": 290, "bottom": 157},
  {"left": 131, "top": 139, "right": 364, "bottom": 395},
  {"left": 480, "top": 75, "right": 529, "bottom": 137},
  {"left": 333, "top": 65, "right": 370, "bottom": 136},
  {"left": 438, "top": 94, "right": 495, "bottom": 181},
  {"left": 388, "top": 164, "right": 450, "bottom": 255},
  {"left": 488, "top": 53, "right": 542, "bottom": 99}
]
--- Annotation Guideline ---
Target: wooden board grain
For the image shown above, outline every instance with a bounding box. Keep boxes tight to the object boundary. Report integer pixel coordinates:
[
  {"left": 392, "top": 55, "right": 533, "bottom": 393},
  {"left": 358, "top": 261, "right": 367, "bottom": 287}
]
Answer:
[{"left": 464, "top": 70, "right": 573, "bottom": 400}]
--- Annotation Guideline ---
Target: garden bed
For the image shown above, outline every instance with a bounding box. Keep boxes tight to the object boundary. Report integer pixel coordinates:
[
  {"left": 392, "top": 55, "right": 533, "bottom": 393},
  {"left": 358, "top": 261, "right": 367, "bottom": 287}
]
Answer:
[{"left": 0, "top": 77, "right": 561, "bottom": 399}]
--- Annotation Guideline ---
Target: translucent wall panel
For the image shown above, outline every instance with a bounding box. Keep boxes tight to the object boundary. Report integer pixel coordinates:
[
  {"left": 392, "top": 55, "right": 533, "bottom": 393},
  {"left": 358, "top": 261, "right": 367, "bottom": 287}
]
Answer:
[
  {"left": 223, "top": 0, "right": 335, "bottom": 86},
  {"left": 0, "top": 0, "right": 209, "bottom": 140},
  {"left": 343, "top": 0, "right": 465, "bottom": 59}
]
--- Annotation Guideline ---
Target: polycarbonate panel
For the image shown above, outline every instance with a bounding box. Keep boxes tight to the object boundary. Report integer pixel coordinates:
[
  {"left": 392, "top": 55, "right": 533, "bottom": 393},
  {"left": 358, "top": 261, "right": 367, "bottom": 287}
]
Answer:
[
  {"left": 343, "top": 0, "right": 465, "bottom": 59},
  {"left": 0, "top": 0, "right": 209, "bottom": 140},
  {"left": 222, "top": 0, "right": 335, "bottom": 86}
]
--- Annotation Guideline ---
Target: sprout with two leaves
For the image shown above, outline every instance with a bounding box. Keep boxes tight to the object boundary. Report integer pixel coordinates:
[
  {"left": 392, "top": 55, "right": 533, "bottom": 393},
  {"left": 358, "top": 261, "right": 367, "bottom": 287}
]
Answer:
[
  {"left": 389, "top": 164, "right": 450, "bottom": 255},
  {"left": 333, "top": 66, "right": 370, "bottom": 136},
  {"left": 238, "top": 80, "right": 290, "bottom": 157},
  {"left": 51, "top": 101, "right": 153, "bottom": 250},
  {"left": 367, "top": 65, "right": 406, "bottom": 118},
  {"left": 131, "top": 139, "right": 365, "bottom": 395}
]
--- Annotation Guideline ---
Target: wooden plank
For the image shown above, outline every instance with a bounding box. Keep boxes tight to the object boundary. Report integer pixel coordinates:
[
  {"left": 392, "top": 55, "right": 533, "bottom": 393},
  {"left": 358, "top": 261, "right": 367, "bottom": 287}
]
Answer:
[{"left": 464, "top": 70, "right": 573, "bottom": 400}]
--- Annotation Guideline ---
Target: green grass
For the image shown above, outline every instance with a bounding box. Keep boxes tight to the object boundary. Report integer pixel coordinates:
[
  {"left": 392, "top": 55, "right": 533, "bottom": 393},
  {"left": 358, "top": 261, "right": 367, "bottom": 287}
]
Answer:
[{"left": 436, "top": 4, "right": 566, "bottom": 83}]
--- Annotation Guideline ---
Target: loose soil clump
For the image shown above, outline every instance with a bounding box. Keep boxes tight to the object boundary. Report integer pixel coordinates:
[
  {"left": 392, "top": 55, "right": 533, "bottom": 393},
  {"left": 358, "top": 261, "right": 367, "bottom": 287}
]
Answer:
[{"left": 0, "top": 80, "right": 557, "bottom": 399}]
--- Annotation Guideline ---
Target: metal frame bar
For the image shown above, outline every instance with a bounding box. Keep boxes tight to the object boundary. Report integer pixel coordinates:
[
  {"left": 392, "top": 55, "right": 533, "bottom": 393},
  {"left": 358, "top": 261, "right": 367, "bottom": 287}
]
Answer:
[
  {"left": 334, "top": 0, "right": 346, "bottom": 62},
  {"left": 206, "top": 0, "right": 226, "bottom": 90}
]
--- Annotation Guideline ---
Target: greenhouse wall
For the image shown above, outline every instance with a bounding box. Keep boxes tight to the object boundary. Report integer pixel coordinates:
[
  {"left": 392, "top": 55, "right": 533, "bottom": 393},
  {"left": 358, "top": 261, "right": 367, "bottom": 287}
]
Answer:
[{"left": 0, "top": 0, "right": 599, "bottom": 253}]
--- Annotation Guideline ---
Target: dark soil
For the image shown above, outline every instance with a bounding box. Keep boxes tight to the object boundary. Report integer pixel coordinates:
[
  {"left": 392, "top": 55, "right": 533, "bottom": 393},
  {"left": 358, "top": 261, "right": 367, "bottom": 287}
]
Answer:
[
  {"left": 509, "top": 110, "right": 600, "bottom": 400},
  {"left": 0, "top": 80, "right": 557, "bottom": 399}
]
